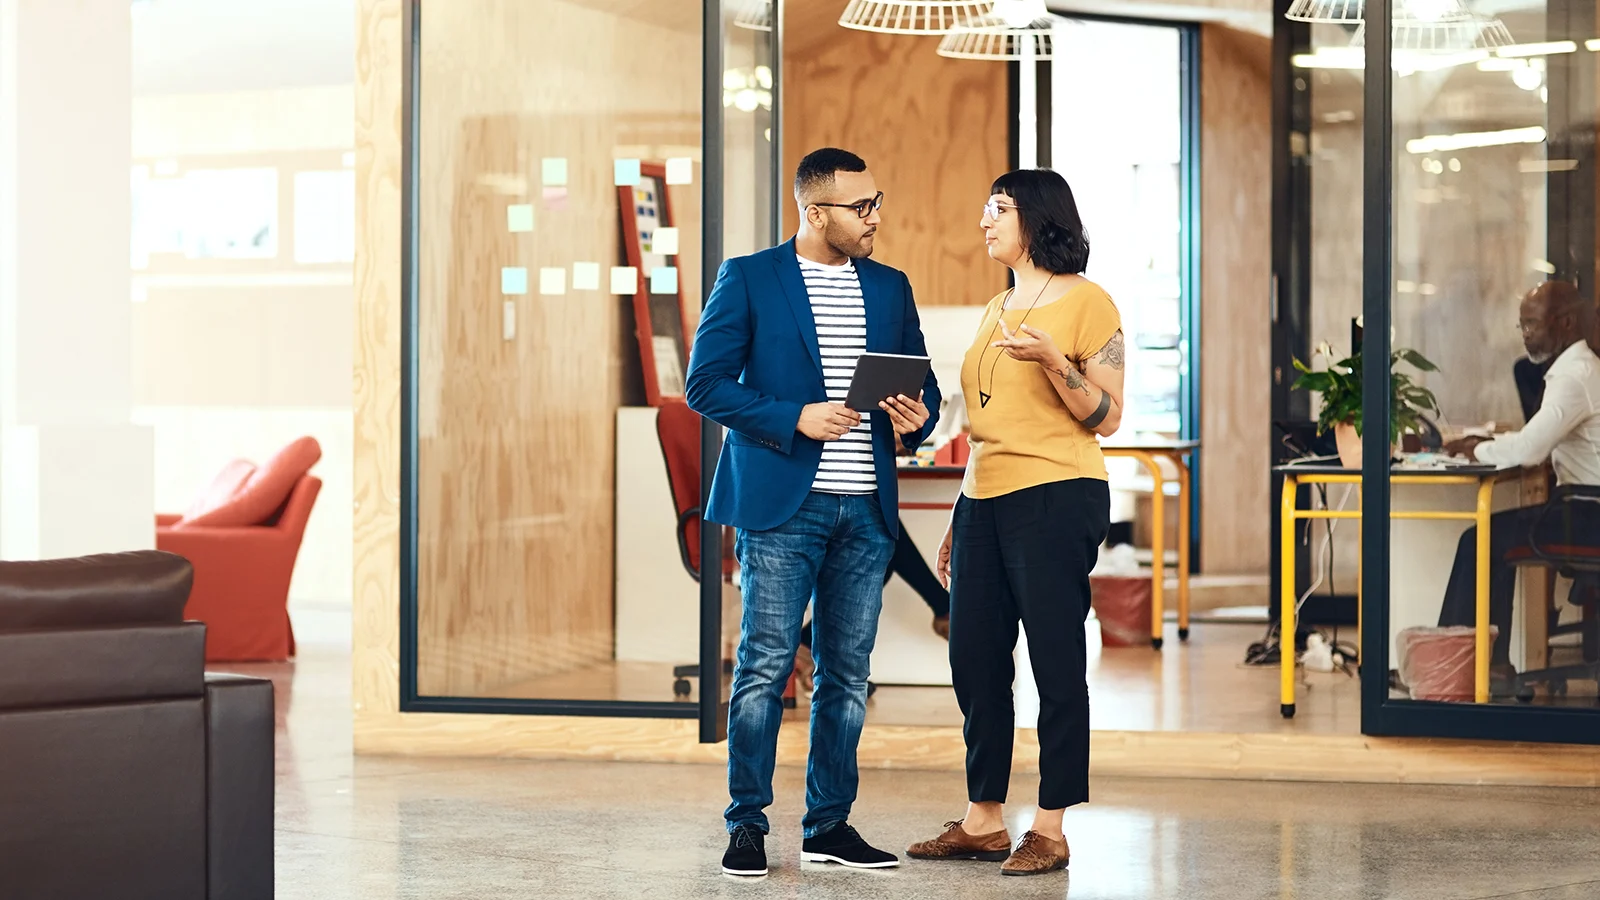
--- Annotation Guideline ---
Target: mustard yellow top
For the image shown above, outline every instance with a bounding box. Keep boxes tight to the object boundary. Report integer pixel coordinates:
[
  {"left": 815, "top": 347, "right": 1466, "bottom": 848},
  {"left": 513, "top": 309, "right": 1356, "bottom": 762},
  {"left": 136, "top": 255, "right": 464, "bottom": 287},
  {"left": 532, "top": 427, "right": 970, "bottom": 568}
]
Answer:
[{"left": 960, "top": 280, "right": 1122, "bottom": 500}]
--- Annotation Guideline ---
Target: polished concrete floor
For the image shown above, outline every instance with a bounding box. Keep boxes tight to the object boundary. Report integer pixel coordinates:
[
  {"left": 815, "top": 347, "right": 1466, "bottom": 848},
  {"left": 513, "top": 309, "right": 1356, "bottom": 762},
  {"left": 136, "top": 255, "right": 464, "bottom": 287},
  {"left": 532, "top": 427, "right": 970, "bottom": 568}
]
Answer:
[{"left": 237, "top": 630, "right": 1600, "bottom": 900}]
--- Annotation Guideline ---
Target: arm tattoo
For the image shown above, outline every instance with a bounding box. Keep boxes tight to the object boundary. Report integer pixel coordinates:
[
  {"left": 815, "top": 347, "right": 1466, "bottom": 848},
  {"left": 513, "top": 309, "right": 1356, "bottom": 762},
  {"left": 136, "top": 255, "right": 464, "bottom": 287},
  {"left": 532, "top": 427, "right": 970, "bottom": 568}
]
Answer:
[
  {"left": 1050, "top": 360, "right": 1091, "bottom": 395},
  {"left": 1080, "top": 390, "right": 1113, "bottom": 430},
  {"left": 1096, "top": 331, "right": 1126, "bottom": 370}
]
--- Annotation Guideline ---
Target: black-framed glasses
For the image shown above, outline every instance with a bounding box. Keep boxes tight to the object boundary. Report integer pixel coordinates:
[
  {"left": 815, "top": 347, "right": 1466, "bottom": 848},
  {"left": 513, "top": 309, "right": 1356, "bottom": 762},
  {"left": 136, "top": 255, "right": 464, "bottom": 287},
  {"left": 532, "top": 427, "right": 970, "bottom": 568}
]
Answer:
[{"left": 813, "top": 191, "right": 884, "bottom": 219}]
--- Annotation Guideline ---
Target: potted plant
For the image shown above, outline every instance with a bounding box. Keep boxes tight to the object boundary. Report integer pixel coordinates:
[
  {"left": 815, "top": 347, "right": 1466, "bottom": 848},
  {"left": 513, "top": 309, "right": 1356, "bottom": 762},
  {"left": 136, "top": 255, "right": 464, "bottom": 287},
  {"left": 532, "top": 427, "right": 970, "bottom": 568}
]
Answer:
[{"left": 1292, "top": 343, "right": 1440, "bottom": 469}]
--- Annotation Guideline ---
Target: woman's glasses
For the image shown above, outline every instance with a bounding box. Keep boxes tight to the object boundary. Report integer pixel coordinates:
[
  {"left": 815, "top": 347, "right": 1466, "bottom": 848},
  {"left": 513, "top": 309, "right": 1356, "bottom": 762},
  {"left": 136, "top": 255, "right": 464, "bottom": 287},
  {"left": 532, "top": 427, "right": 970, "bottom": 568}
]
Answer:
[
  {"left": 812, "top": 191, "right": 884, "bottom": 220},
  {"left": 983, "top": 199, "right": 1019, "bottom": 220}
]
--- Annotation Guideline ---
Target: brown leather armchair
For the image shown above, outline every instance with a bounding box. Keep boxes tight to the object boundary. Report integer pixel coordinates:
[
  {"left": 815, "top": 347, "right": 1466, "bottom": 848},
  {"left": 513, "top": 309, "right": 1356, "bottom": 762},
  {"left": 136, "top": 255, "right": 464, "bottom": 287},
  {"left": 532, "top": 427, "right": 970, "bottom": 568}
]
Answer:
[{"left": 0, "top": 551, "right": 274, "bottom": 900}]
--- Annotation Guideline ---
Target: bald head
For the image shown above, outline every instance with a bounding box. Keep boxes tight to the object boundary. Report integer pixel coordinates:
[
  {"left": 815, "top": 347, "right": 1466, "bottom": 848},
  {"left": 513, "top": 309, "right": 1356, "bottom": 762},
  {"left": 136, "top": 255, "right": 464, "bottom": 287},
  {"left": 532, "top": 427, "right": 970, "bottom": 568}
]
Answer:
[{"left": 1520, "top": 280, "right": 1589, "bottom": 363}]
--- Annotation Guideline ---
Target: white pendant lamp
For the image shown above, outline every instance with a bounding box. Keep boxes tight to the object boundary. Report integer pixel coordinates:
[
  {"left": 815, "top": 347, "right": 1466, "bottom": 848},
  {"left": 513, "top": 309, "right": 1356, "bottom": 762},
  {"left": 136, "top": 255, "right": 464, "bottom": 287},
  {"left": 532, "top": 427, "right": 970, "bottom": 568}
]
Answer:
[
  {"left": 935, "top": 1, "right": 1062, "bottom": 60},
  {"left": 838, "top": 0, "right": 996, "bottom": 35},
  {"left": 733, "top": 0, "right": 772, "bottom": 32}
]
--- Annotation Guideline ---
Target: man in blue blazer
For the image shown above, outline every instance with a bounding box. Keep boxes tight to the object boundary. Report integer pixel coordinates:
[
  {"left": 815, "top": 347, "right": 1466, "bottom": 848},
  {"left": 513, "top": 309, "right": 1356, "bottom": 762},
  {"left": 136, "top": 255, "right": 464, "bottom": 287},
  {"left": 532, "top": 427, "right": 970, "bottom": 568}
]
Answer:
[{"left": 687, "top": 148, "right": 941, "bottom": 877}]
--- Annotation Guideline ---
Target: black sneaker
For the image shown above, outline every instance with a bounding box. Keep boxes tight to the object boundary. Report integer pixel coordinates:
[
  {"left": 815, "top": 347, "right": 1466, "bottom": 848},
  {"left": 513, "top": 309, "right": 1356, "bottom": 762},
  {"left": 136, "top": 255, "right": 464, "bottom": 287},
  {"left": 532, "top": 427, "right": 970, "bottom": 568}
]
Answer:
[
  {"left": 722, "top": 824, "right": 768, "bottom": 876},
  {"left": 801, "top": 822, "right": 900, "bottom": 869}
]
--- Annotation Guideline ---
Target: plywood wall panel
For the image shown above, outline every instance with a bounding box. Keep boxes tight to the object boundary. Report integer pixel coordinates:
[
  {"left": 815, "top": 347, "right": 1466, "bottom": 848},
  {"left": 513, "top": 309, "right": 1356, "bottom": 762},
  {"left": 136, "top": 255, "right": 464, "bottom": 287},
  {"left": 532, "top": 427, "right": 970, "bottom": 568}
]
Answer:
[
  {"left": 782, "top": 2, "right": 1008, "bottom": 307},
  {"left": 1199, "top": 24, "right": 1272, "bottom": 574},
  {"left": 353, "top": 0, "right": 404, "bottom": 718}
]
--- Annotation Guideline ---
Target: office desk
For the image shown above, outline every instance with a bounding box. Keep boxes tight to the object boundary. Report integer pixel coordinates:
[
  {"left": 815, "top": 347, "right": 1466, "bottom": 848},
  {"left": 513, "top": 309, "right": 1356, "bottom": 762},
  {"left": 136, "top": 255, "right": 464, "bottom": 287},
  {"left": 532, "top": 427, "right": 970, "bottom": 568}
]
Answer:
[
  {"left": 900, "top": 437, "right": 1199, "bottom": 651},
  {"left": 1274, "top": 462, "right": 1515, "bottom": 717}
]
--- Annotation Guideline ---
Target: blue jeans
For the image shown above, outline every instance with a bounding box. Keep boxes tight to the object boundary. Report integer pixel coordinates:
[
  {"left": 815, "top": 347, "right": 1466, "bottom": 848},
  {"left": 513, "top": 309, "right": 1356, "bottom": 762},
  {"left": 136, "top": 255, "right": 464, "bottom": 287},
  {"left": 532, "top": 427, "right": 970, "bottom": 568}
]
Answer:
[{"left": 725, "top": 491, "right": 894, "bottom": 838}]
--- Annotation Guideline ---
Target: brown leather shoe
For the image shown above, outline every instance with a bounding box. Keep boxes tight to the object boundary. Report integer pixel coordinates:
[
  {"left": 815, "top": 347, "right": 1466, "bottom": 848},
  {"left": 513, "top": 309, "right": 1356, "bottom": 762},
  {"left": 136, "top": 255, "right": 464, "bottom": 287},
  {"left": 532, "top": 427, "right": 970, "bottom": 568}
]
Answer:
[
  {"left": 1000, "top": 831, "right": 1069, "bottom": 876},
  {"left": 907, "top": 820, "right": 1011, "bottom": 862}
]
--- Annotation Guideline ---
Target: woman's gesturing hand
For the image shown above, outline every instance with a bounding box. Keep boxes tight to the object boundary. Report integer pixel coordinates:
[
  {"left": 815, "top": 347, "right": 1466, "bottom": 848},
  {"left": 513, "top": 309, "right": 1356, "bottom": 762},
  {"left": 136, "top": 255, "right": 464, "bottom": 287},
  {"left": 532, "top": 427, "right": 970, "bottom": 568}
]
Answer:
[{"left": 992, "top": 319, "right": 1067, "bottom": 368}]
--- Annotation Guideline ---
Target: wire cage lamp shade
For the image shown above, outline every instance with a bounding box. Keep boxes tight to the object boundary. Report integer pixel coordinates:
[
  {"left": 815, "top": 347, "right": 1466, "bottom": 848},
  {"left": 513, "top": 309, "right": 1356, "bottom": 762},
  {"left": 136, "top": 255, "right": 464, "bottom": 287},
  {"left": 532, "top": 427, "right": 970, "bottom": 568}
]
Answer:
[
  {"left": 838, "top": 0, "right": 997, "bottom": 35},
  {"left": 1349, "top": 12, "right": 1514, "bottom": 51},
  {"left": 733, "top": 0, "right": 772, "bottom": 32},
  {"left": 1285, "top": 0, "right": 1363, "bottom": 24},
  {"left": 935, "top": 1, "right": 1064, "bottom": 59}
]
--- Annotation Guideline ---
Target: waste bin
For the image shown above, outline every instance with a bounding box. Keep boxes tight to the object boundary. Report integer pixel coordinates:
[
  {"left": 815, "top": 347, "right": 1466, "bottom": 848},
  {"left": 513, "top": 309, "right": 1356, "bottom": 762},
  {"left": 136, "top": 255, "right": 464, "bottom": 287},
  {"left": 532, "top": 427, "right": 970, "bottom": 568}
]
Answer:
[{"left": 1396, "top": 625, "right": 1499, "bottom": 702}]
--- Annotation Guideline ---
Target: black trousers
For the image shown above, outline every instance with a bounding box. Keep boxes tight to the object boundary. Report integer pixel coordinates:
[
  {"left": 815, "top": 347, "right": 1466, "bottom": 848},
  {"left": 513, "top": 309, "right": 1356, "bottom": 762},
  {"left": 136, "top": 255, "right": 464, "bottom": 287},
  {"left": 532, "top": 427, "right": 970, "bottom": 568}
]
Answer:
[
  {"left": 1438, "top": 497, "right": 1600, "bottom": 666},
  {"left": 949, "top": 478, "right": 1110, "bottom": 810},
  {"left": 799, "top": 520, "right": 950, "bottom": 650}
]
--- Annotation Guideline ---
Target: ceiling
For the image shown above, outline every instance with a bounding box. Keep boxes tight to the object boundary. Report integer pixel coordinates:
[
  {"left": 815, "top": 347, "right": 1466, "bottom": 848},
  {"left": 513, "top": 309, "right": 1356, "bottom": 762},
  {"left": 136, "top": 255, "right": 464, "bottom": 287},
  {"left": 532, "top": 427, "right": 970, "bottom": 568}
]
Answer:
[{"left": 132, "top": 0, "right": 354, "bottom": 96}]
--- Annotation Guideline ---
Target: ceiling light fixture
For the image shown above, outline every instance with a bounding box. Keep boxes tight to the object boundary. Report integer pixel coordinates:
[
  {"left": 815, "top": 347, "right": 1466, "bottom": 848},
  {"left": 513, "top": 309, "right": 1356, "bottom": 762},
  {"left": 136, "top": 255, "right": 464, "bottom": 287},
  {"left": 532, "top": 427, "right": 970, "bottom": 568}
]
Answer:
[
  {"left": 733, "top": 0, "right": 772, "bottom": 32},
  {"left": 838, "top": 0, "right": 995, "bottom": 35}
]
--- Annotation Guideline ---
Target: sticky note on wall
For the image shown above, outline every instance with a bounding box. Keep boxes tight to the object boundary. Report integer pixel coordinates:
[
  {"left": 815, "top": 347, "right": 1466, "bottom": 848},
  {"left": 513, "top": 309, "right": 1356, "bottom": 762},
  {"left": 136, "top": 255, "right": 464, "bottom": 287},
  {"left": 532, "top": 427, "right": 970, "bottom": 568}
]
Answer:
[
  {"left": 541, "top": 158, "right": 568, "bottom": 186},
  {"left": 610, "top": 267, "right": 639, "bottom": 295},
  {"left": 614, "top": 158, "right": 641, "bottom": 187},
  {"left": 501, "top": 267, "right": 528, "bottom": 295},
  {"left": 507, "top": 204, "right": 534, "bottom": 233},
  {"left": 573, "top": 262, "right": 601, "bottom": 291},
  {"left": 666, "top": 157, "right": 693, "bottom": 185},
  {"left": 650, "top": 267, "right": 678, "bottom": 295},
  {"left": 539, "top": 267, "right": 566, "bottom": 295},
  {"left": 652, "top": 227, "right": 679, "bottom": 256}
]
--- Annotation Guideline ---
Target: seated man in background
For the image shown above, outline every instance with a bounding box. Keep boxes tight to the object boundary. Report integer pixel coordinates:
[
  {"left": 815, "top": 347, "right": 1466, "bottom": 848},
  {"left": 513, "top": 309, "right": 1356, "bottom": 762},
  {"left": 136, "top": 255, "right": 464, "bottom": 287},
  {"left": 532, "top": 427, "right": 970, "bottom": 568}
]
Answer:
[{"left": 1441, "top": 281, "right": 1600, "bottom": 678}]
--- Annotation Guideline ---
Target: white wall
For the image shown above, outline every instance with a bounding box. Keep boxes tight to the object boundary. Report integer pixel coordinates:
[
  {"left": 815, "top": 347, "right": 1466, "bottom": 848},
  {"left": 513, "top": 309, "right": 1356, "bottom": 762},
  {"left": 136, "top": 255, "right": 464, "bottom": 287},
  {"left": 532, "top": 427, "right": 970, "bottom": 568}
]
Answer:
[{"left": 132, "top": 86, "right": 354, "bottom": 608}]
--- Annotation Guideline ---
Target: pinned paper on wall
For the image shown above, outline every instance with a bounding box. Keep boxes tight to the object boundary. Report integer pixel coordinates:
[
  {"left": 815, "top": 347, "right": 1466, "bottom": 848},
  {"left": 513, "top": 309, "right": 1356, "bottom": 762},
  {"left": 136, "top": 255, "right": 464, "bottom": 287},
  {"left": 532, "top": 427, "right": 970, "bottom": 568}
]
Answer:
[
  {"left": 651, "top": 227, "right": 679, "bottom": 256},
  {"left": 541, "top": 158, "right": 568, "bottom": 186},
  {"left": 650, "top": 266, "right": 678, "bottom": 295},
  {"left": 501, "top": 267, "right": 528, "bottom": 295},
  {"left": 542, "top": 186, "right": 568, "bottom": 211},
  {"left": 572, "top": 262, "right": 601, "bottom": 291},
  {"left": 506, "top": 204, "right": 534, "bottom": 233},
  {"left": 665, "top": 157, "right": 694, "bottom": 185},
  {"left": 610, "top": 266, "right": 639, "bottom": 295},
  {"left": 539, "top": 267, "right": 567, "bottom": 296},
  {"left": 613, "top": 158, "right": 641, "bottom": 187}
]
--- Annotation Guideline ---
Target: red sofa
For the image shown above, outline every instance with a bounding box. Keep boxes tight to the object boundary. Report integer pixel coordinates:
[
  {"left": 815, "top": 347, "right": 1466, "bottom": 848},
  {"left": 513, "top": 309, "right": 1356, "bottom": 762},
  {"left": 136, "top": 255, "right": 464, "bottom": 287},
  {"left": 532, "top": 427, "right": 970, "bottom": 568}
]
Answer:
[{"left": 156, "top": 437, "right": 322, "bottom": 661}]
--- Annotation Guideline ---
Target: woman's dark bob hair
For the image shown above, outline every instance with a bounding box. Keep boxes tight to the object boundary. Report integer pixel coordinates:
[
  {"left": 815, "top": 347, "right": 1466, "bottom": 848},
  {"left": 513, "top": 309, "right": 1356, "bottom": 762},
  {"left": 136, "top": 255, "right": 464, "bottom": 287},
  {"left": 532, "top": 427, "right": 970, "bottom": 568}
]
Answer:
[{"left": 990, "top": 169, "right": 1089, "bottom": 275}]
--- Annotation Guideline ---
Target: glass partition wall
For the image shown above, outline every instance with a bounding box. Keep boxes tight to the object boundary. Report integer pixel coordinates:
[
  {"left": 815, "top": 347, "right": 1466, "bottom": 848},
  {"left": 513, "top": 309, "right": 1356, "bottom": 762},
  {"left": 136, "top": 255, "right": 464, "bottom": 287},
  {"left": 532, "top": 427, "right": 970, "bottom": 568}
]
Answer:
[
  {"left": 399, "top": 0, "right": 775, "bottom": 735},
  {"left": 1366, "top": 0, "right": 1600, "bottom": 744},
  {"left": 1278, "top": 0, "right": 1600, "bottom": 743}
]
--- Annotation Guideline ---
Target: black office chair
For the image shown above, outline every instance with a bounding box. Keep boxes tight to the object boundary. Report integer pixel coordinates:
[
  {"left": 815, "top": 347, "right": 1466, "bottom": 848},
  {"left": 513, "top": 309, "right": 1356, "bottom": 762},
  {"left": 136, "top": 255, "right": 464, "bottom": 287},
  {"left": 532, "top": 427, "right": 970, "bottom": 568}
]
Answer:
[
  {"left": 1512, "top": 356, "right": 1552, "bottom": 424},
  {"left": 1509, "top": 486, "right": 1600, "bottom": 703}
]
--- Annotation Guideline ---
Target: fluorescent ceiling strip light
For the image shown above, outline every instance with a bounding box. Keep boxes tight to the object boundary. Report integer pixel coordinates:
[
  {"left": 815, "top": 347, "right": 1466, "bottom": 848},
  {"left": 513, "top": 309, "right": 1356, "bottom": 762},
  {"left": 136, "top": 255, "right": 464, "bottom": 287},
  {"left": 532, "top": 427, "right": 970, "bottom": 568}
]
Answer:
[
  {"left": 1495, "top": 40, "right": 1577, "bottom": 57},
  {"left": 1405, "top": 126, "right": 1547, "bottom": 154}
]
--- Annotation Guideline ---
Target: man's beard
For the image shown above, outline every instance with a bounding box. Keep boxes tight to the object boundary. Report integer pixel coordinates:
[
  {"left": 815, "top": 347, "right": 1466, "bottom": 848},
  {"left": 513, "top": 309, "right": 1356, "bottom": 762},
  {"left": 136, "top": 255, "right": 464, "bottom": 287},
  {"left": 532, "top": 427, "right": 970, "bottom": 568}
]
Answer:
[
  {"left": 825, "top": 222, "right": 874, "bottom": 259},
  {"left": 1527, "top": 349, "right": 1553, "bottom": 364}
]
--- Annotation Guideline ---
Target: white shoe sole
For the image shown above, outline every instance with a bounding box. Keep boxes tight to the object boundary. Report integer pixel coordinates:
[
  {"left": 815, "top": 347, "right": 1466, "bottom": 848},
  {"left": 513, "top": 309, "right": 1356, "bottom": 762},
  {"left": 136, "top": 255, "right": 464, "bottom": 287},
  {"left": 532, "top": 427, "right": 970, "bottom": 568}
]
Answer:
[
  {"left": 800, "top": 852, "right": 901, "bottom": 868},
  {"left": 721, "top": 866, "right": 769, "bottom": 877}
]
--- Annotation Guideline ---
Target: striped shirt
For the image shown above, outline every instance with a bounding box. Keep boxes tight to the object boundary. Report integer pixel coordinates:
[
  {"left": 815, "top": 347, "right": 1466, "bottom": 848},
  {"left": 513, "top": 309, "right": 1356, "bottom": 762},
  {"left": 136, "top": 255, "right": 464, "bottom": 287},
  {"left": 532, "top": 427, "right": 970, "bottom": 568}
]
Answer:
[{"left": 801, "top": 255, "right": 876, "bottom": 494}]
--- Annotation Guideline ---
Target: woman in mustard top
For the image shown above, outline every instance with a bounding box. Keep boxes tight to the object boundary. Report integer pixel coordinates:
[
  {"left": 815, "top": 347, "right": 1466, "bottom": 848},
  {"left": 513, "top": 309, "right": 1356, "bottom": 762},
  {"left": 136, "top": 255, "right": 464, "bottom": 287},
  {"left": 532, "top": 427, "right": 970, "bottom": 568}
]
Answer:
[{"left": 907, "top": 170, "right": 1125, "bottom": 876}]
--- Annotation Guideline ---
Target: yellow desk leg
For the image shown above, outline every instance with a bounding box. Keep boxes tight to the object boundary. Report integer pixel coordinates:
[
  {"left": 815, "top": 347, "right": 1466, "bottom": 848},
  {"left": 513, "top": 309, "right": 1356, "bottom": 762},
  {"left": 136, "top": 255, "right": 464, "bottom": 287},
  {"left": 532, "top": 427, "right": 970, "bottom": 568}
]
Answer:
[
  {"left": 1474, "top": 479, "right": 1494, "bottom": 704},
  {"left": 1281, "top": 474, "right": 1298, "bottom": 718},
  {"left": 1177, "top": 453, "right": 1192, "bottom": 642},
  {"left": 1130, "top": 451, "right": 1166, "bottom": 650}
]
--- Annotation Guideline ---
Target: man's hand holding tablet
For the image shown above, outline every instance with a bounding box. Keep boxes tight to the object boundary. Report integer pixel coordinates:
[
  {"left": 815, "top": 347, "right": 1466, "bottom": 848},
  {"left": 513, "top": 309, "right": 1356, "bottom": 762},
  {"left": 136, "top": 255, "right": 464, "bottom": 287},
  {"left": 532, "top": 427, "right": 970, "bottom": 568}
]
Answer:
[{"left": 846, "top": 352, "right": 931, "bottom": 440}]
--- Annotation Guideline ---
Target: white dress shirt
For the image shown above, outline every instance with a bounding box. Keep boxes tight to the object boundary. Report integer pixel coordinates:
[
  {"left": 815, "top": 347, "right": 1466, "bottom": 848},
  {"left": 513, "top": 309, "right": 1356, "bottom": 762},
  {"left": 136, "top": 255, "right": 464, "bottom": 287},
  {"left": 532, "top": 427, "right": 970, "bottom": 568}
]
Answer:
[{"left": 1476, "top": 341, "right": 1600, "bottom": 485}]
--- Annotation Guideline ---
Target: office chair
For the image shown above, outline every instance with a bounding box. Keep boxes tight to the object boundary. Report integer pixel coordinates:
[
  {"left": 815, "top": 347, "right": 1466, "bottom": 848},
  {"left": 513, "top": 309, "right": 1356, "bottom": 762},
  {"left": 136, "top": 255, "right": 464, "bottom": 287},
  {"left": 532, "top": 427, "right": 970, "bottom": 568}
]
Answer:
[
  {"left": 1512, "top": 356, "right": 1552, "bottom": 424},
  {"left": 655, "top": 402, "right": 799, "bottom": 707},
  {"left": 1508, "top": 486, "right": 1600, "bottom": 703}
]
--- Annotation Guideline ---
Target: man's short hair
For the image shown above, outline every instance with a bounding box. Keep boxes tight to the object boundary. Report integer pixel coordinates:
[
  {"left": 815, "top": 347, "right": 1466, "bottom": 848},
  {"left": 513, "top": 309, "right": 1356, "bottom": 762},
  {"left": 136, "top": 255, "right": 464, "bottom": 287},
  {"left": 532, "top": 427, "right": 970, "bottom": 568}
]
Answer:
[{"left": 794, "top": 148, "right": 867, "bottom": 205}]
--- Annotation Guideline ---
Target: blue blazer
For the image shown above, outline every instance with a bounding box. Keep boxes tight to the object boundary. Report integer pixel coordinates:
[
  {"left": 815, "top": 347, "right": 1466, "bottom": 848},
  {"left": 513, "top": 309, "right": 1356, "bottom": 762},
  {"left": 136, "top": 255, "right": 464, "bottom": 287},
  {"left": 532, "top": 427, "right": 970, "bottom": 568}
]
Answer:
[{"left": 685, "top": 239, "right": 941, "bottom": 539}]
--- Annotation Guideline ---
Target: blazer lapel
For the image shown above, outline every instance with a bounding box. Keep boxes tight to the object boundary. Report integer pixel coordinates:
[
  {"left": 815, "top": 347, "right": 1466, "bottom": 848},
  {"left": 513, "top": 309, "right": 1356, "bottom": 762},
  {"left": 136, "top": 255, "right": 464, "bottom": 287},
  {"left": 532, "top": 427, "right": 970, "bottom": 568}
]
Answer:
[
  {"left": 773, "top": 239, "right": 822, "bottom": 374},
  {"left": 859, "top": 262, "right": 888, "bottom": 353}
]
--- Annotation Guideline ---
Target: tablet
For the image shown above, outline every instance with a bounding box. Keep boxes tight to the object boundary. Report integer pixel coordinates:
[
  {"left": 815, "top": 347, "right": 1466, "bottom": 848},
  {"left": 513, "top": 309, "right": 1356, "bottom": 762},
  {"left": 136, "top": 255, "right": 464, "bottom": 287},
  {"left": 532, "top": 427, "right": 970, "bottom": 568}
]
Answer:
[{"left": 845, "top": 352, "right": 931, "bottom": 413}]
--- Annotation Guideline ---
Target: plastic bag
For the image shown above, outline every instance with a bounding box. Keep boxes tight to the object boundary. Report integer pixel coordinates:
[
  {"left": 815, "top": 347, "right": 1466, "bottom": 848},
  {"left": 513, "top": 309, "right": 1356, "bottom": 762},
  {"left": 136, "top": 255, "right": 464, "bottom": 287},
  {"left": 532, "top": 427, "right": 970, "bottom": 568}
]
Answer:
[{"left": 1396, "top": 625, "right": 1499, "bottom": 702}]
